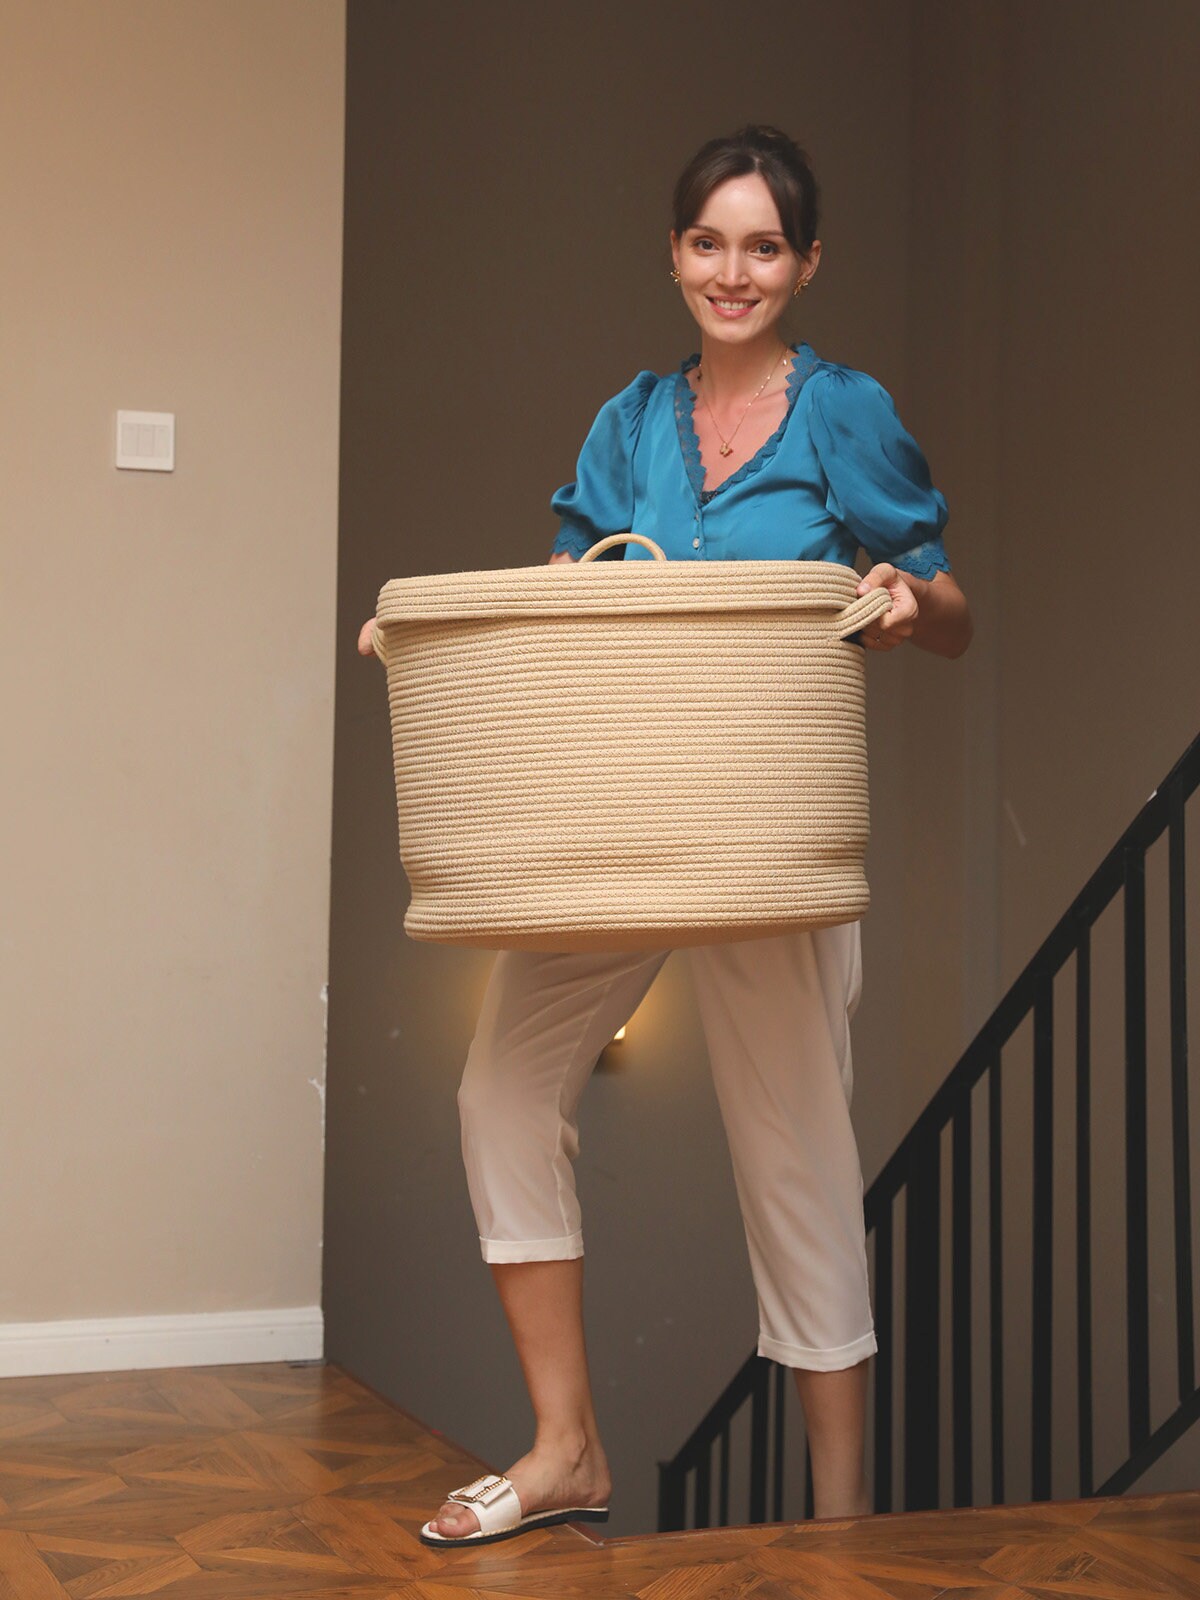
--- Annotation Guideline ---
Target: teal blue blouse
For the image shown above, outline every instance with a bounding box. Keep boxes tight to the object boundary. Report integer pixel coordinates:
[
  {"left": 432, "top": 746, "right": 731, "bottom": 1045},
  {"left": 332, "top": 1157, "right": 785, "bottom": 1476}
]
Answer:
[{"left": 550, "top": 342, "right": 951, "bottom": 577}]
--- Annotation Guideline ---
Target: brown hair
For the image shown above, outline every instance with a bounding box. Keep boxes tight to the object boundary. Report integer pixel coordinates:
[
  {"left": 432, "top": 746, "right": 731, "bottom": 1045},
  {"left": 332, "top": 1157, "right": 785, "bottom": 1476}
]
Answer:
[{"left": 672, "top": 125, "right": 820, "bottom": 254}]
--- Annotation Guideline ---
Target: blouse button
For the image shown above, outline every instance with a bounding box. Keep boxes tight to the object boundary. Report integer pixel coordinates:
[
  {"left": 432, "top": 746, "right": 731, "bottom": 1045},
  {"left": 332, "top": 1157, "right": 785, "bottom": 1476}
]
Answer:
[{"left": 692, "top": 537, "right": 701, "bottom": 549}]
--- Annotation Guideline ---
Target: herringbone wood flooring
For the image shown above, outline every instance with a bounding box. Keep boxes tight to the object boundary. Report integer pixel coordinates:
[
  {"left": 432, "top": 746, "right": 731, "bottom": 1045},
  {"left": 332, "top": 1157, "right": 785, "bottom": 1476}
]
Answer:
[{"left": 0, "top": 1362, "right": 1195, "bottom": 1598}]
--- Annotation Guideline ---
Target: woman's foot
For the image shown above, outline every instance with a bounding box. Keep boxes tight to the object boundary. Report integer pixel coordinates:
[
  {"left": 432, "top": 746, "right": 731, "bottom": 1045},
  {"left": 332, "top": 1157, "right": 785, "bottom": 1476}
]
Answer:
[{"left": 429, "top": 1434, "right": 611, "bottom": 1540}]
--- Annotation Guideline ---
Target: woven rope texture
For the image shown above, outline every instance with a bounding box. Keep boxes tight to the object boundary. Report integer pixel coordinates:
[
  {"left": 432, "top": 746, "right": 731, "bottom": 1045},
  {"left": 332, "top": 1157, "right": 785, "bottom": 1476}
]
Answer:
[{"left": 376, "top": 551, "right": 890, "bottom": 951}]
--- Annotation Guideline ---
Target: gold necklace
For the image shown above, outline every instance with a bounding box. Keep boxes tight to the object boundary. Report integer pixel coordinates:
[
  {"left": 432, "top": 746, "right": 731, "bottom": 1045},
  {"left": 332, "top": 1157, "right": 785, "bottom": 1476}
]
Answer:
[{"left": 697, "top": 345, "right": 790, "bottom": 457}]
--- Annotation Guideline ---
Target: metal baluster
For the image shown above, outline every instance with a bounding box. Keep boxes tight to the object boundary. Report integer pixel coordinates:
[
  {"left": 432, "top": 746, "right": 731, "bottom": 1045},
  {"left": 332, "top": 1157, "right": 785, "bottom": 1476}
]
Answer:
[
  {"left": 694, "top": 1448, "right": 711, "bottom": 1529},
  {"left": 1124, "top": 845, "right": 1150, "bottom": 1451},
  {"left": 1076, "top": 927, "right": 1094, "bottom": 1495},
  {"left": 749, "top": 1359, "right": 769, "bottom": 1523},
  {"left": 952, "top": 1095, "right": 973, "bottom": 1506},
  {"left": 1032, "top": 975, "right": 1054, "bottom": 1500},
  {"left": 1169, "top": 786, "right": 1195, "bottom": 1401},
  {"left": 989, "top": 1056, "right": 1006, "bottom": 1504},
  {"left": 873, "top": 1205, "right": 894, "bottom": 1513},
  {"left": 771, "top": 1360, "right": 786, "bottom": 1522},
  {"left": 904, "top": 1128, "right": 941, "bottom": 1509},
  {"left": 657, "top": 1459, "right": 687, "bottom": 1533}
]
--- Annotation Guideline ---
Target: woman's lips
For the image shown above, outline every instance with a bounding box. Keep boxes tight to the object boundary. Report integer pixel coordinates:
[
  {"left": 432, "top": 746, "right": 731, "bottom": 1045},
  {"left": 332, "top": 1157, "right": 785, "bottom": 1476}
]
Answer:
[{"left": 707, "top": 297, "right": 758, "bottom": 319}]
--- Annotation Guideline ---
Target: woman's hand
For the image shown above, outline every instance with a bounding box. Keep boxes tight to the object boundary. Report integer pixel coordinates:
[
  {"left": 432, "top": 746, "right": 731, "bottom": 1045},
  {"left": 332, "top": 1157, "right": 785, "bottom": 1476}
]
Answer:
[
  {"left": 856, "top": 563, "right": 917, "bottom": 651},
  {"left": 857, "top": 564, "right": 973, "bottom": 658}
]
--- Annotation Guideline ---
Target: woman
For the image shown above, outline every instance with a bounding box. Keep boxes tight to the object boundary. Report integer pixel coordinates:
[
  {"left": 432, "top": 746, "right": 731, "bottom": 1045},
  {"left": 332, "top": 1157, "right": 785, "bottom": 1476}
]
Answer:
[{"left": 359, "top": 125, "right": 972, "bottom": 1546}]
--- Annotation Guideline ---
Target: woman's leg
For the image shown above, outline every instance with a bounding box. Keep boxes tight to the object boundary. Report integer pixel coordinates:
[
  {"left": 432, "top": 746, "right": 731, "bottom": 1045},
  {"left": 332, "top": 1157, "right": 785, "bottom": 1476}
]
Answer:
[
  {"left": 431, "top": 1259, "right": 609, "bottom": 1537},
  {"left": 793, "top": 1361, "right": 870, "bottom": 1518},
  {"left": 432, "top": 945, "right": 667, "bottom": 1537},
  {"left": 687, "top": 922, "right": 875, "bottom": 1519}
]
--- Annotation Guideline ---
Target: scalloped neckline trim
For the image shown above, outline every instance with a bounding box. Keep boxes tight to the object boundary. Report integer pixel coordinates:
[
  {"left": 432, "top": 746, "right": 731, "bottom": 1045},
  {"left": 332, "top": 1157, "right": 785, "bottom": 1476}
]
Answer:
[{"left": 674, "top": 342, "right": 820, "bottom": 502}]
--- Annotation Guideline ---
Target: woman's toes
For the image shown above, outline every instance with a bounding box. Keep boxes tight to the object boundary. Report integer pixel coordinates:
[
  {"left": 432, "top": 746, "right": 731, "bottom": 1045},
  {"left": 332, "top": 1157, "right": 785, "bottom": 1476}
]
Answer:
[{"left": 434, "top": 1502, "right": 478, "bottom": 1537}]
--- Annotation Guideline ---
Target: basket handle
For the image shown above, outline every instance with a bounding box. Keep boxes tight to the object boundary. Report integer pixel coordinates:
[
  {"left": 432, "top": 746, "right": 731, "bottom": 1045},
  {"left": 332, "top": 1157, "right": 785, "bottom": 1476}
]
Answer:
[
  {"left": 833, "top": 586, "right": 892, "bottom": 640},
  {"left": 578, "top": 533, "right": 668, "bottom": 563}
]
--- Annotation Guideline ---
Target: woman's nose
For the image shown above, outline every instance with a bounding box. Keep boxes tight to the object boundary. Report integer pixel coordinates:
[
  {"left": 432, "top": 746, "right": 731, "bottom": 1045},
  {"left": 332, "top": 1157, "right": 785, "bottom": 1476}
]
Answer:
[{"left": 716, "top": 252, "right": 749, "bottom": 286}]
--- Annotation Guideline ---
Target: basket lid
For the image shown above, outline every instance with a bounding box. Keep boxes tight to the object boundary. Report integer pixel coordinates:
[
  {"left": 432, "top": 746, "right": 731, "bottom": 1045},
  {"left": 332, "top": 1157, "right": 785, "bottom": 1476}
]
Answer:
[{"left": 377, "top": 558, "right": 865, "bottom": 624}]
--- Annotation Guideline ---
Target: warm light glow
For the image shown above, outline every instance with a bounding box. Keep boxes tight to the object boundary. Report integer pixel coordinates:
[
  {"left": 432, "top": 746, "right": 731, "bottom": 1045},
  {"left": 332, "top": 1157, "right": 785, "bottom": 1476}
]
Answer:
[{"left": 611, "top": 1025, "right": 626, "bottom": 1043}]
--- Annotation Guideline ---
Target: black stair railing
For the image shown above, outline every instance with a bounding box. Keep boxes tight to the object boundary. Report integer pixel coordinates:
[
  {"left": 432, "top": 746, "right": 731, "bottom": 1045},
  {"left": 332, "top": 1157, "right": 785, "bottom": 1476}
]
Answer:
[{"left": 659, "top": 732, "right": 1199, "bottom": 1530}]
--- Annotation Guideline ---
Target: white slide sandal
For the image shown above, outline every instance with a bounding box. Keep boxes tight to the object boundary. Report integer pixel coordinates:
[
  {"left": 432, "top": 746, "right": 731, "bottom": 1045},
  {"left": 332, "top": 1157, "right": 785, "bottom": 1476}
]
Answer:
[{"left": 419, "top": 1472, "right": 610, "bottom": 1548}]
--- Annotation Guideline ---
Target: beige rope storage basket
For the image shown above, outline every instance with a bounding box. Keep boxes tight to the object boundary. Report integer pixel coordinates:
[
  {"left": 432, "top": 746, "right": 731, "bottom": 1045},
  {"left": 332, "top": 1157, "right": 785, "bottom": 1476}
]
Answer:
[{"left": 374, "top": 534, "right": 890, "bottom": 952}]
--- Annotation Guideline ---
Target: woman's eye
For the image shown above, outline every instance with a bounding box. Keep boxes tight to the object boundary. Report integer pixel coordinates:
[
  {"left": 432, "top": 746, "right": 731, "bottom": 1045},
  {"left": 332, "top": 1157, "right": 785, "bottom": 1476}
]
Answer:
[
  {"left": 754, "top": 242, "right": 780, "bottom": 256},
  {"left": 693, "top": 238, "right": 716, "bottom": 251}
]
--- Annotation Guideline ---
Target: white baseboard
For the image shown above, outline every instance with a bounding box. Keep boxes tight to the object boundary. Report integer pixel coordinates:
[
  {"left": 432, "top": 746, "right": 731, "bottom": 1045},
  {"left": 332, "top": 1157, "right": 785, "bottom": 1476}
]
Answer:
[{"left": 0, "top": 1306, "right": 324, "bottom": 1377}]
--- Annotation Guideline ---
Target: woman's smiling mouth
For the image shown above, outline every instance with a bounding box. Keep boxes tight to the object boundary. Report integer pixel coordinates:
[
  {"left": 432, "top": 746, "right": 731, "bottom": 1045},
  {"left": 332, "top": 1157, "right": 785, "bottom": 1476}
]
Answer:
[{"left": 708, "top": 297, "right": 758, "bottom": 317}]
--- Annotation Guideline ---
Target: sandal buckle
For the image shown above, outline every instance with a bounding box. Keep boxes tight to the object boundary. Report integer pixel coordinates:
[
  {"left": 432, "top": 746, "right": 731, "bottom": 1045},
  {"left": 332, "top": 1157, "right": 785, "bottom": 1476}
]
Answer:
[{"left": 452, "top": 1474, "right": 508, "bottom": 1507}]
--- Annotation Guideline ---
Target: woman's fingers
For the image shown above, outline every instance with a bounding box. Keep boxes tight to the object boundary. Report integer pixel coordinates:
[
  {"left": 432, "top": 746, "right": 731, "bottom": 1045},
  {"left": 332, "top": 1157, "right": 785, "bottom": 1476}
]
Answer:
[
  {"left": 857, "top": 563, "right": 917, "bottom": 650},
  {"left": 357, "top": 617, "right": 377, "bottom": 657},
  {"left": 878, "top": 603, "right": 916, "bottom": 643},
  {"left": 864, "top": 627, "right": 904, "bottom": 650},
  {"left": 857, "top": 562, "right": 899, "bottom": 597},
  {"left": 866, "top": 610, "right": 914, "bottom": 648}
]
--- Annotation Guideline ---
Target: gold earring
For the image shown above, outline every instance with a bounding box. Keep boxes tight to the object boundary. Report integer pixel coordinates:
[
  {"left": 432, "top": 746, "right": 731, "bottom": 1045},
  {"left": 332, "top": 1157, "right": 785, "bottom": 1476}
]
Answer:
[
  {"left": 670, "top": 267, "right": 681, "bottom": 285},
  {"left": 793, "top": 277, "right": 809, "bottom": 296}
]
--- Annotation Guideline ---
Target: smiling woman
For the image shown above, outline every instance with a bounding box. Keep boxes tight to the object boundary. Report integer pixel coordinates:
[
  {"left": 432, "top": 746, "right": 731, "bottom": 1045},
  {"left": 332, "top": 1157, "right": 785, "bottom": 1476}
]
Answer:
[
  {"left": 673, "top": 178, "right": 805, "bottom": 466},
  {"left": 359, "top": 123, "right": 972, "bottom": 1551},
  {"left": 671, "top": 127, "right": 820, "bottom": 357},
  {"left": 547, "top": 126, "right": 971, "bottom": 655},
  {"left": 670, "top": 137, "right": 820, "bottom": 472}
]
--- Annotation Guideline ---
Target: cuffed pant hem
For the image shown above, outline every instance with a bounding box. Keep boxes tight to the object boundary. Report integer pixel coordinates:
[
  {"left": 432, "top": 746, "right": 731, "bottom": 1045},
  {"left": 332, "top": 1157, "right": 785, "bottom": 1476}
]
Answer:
[
  {"left": 757, "top": 1329, "right": 877, "bottom": 1371},
  {"left": 479, "top": 1232, "right": 584, "bottom": 1264}
]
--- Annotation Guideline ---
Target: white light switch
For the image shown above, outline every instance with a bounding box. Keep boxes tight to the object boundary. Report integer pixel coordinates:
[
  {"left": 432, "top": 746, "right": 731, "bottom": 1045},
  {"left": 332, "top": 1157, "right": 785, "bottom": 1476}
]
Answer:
[{"left": 116, "top": 410, "right": 175, "bottom": 471}]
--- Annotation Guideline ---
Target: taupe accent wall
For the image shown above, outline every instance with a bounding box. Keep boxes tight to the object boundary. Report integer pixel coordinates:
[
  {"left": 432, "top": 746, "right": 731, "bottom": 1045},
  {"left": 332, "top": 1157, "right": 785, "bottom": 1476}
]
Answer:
[
  {"left": 908, "top": 0, "right": 1200, "bottom": 1503},
  {"left": 2, "top": 1, "right": 345, "bottom": 1340},
  {"left": 328, "top": 0, "right": 974, "bottom": 1536}
]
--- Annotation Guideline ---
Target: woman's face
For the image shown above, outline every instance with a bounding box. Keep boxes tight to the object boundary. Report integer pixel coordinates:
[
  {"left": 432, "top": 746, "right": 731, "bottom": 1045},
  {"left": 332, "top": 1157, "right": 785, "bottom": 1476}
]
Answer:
[{"left": 670, "top": 172, "right": 817, "bottom": 347}]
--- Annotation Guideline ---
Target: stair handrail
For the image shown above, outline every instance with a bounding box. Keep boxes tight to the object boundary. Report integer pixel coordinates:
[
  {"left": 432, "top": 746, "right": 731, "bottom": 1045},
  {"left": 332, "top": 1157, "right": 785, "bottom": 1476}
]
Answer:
[{"left": 659, "top": 729, "right": 1199, "bottom": 1530}]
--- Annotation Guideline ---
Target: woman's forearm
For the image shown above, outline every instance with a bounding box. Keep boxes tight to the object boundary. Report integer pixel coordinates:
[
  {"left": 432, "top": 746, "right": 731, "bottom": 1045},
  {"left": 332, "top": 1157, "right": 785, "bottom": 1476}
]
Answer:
[{"left": 906, "top": 570, "right": 973, "bottom": 658}]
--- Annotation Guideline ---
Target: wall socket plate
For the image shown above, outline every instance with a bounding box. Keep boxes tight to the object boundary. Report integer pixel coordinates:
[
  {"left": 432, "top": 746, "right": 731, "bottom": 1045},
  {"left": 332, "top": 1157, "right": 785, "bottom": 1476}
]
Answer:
[{"left": 116, "top": 411, "right": 175, "bottom": 471}]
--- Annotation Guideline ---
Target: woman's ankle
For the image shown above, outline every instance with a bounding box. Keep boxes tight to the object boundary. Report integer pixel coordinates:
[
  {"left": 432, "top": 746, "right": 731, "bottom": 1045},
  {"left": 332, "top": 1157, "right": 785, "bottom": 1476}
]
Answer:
[
  {"left": 812, "top": 1480, "right": 871, "bottom": 1520},
  {"left": 531, "top": 1424, "right": 602, "bottom": 1467}
]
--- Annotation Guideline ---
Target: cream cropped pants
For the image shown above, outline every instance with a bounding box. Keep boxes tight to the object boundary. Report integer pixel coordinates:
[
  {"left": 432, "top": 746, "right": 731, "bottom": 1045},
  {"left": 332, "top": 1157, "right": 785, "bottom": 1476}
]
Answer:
[{"left": 457, "top": 923, "right": 877, "bottom": 1372}]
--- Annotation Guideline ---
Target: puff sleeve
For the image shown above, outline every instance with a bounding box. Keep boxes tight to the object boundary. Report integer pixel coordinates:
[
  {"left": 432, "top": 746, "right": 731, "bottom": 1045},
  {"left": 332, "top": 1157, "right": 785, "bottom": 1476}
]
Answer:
[
  {"left": 808, "top": 367, "right": 951, "bottom": 579},
  {"left": 550, "top": 371, "right": 659, "bottom": 559}
]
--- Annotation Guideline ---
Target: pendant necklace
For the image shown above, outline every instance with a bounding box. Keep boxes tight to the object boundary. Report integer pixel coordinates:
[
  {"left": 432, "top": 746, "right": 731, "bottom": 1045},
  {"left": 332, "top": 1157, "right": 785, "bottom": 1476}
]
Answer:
[{"left": 697, "top": 345, "right": 790, "bottom": 457}]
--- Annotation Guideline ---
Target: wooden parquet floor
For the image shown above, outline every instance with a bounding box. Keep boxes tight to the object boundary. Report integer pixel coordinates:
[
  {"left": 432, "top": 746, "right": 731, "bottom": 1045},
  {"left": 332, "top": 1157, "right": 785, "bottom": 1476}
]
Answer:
[{"left": 0, "top": 1361, "right": 1195, "bottom": 1599}]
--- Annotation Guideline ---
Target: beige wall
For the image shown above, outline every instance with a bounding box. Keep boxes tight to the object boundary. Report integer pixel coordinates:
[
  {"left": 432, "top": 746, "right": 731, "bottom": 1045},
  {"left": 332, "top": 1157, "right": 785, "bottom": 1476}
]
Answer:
[{"left": 0, "top": 0, "right": 344, "bottom": 1347}]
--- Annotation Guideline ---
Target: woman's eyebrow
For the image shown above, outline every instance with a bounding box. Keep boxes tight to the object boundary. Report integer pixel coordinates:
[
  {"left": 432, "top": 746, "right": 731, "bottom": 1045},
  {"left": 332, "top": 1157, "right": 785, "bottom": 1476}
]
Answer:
[{"left": 689, "top": 222, "right": 788, "bottom": 240}]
